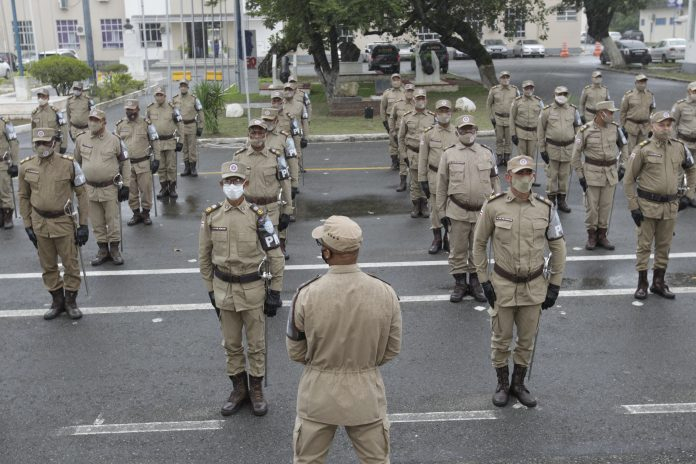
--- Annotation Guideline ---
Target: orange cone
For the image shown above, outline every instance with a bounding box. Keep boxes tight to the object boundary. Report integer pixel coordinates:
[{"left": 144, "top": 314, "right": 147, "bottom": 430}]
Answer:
[
  {"left": 593, "top": 41, "right": 602, "bottom": 57},
  {"left": 560, "top": 42, "right": 569, "bottom": 58}
]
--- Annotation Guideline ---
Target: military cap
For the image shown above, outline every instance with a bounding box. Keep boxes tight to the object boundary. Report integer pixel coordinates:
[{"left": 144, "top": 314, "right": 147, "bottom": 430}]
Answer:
[
  {"left": 522, "top": 80, "right": 535, "bottom": 88},
  {"left": 391, "top": 73, "right": 401, "bottom": 79},
  {"left": 499, "top": 70, "right": 511, "bottom": 78},
  {"left": 288, "top": 75, "right": 298, "bottom": 83},
  {"left": 221, "top": 160, "right": 248, "bottom": 180},
  {"left": 248, "top": 118, "right": 268, "bottom": 130},
  {"left": 596, "top": 100, "right": 618, "bottom": 112},
  {"left": 124, "top": 99, "right": 139, "bottom": 109},
  {"left": 455, "top": 114, "right": 477, "bottom": 128},
  {"left": 88, "top": 109, "right": 106, "bottom": 120},
  {"left": 283, "top": 82, "right": 294, "bottom": 90},
  {"left": 688, "top": 81, "right": 696, "bottom": 91},
  {"left": 72, "top": 81, "right": 84, "bottom": 90},
  {"left": 650, "top": 110, "right": 674, "bottom": 124},
  {"left": 33, "top": 128, "right": 57, "bottom": 142},
  {"left": 36, "top": 87, "right": 50, "bottom": 96},
  {"left": 554, "top": 86, "right": 569, "bottom": 94},
  {"left": 404, "top": 83, "right": 416, "bottom": 91},
  {"left": 311, "top": 215, "right": 363, "bottom": 253},
  {"left": 154, "top": 86, "right": 166, "bottom": 95},
  {"left": 507, "top": 155, "right": 535, "bottom": 173},
  {"left": 270, "top": 90, "right": 283, "bottom": 99},
  {"left": 179, "top": 80, "right": 189, "bottom": 87},
  {"left": 435, "top": 99, "right": 452, "bottom": 109},
  {"left": 260, "top": 107, "right": 280, "bottom": 120},
  {"left": 414, "top": 88, "right": 427, "bottom": 98},
  {"left": 591, "top": 70, "right": 602, "bottom": 78},
  {"left": 635, "top": 74, "right": 648, "bottom": 82}
]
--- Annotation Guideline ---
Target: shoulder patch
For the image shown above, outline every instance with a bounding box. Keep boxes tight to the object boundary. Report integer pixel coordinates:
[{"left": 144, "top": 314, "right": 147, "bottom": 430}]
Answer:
[
  {"left": 488, "top": 192, "right": 506, "bottom": 202},
  {"left": 20, "top": 155, "right": 36, "bottom": 164},
  {"left": 534, "top": 193, "right": 553, "bottom": 207},
  {"left": 61, "top": 154, "right": 74, "bottom": 161},
  {"left": 204, "top": 202, "right": 223, "bottom": 215}
]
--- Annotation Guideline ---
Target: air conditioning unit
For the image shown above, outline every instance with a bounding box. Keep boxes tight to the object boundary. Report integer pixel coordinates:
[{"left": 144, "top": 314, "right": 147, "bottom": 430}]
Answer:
[
  {"left": 76, "top": 25, "right": 85, "bottom": 36},
  {"left": 58, "top": 0, "right": 68, "bottom": 9}
]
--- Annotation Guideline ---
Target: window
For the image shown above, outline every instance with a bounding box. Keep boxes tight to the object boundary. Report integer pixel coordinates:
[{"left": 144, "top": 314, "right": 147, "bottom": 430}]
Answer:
[
  {"left": 140, "top": 22, "right": 162, "bottom": 47},
  {"left": 337, "top": 26, "right": 354, "bottom": 43},
  {"left": 669, "top": 17, "right": 675, "bottom": 25},
  {"left": 641, "top": 18, "right": 645, "bottom": 26},
  {"left": 505, "top": 8, "right": 526, "bottom": 38},
  {"left": 416, "top": 26, "right": 440, "bottom": 41},
  {"left": 556, "top": 8, "right": 577, "bottom": 21},
  {"left": 17, "top": 21, "right": 35, "bottom": 56},
  {"left": 655, "top": 17, "right": 667, "bottom": 26},
  {"left": 101, "top": 19, "right": 123, "bottom": 48},
  {"left": 56, "top": 19, "right": 80, "bottom": 49}
]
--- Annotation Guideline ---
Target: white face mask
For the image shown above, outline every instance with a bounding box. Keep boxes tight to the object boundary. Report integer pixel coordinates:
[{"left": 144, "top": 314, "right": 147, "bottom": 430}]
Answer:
[
  {"left": 88, "top": 121, "right": 103, "bottom": 135},
  {"left": 458, "top": 133, "right": 476, "bottom": 145},
  {"left": 73, "top": 90, "right": 82, "bottom": 97},
  {"left": 523, "top": 89, "right": 534, "bottom": 97},
  {"left": 392, "top": 80, "right": 402, "bottom": 89},
  {"left": 592, "top": 77, "right": 602, "bottom": 85},
  {"left": 500, "top": 77, "right": 510, "bottom": 86},
  {"left": 688, "top": 93, "right": 696, "bottom": 103},
  {"left": 38, "top": 97, "right": 48, "bottom": 106},
  {"left": 555, "top": 95, "right": 568, "bottom": 105},
  {"left": 223, "top": 183, "right": 245, "bottom": 200},
  {"left": 415, "top": 100, "right": 426, "bottom": 110},
  {"left": 437, "top": 113, "right": 451, "bottom": 125},
  {"left": 283, "top": 90, "right": 294, "bottom": 99}
]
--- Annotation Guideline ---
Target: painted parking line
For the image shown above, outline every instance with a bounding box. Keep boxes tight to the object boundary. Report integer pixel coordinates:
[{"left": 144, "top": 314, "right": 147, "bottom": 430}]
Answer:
[
  {"left": 197, "top": 166, "right": 390, "bottom": 176},
  {"left": 60, "top": 420, "right": 225, "bottom": 436},
  {"left": 622, "top": 403, "right": 696, "bottom": 414},
  {"left": 388, "top": 410, "right": 496, "bottom": 423}
]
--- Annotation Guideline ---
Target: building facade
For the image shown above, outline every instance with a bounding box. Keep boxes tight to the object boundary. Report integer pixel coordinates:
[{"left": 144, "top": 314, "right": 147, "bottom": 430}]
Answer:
[{"left": 639, "top": 5, "right": 688, "bottom": 43}]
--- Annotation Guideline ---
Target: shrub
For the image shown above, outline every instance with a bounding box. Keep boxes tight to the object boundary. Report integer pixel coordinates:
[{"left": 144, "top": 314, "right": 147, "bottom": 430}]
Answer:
[
  {"left": 26, "top": 56, "right": 93, "bottom": 95},
  {"left": 193, "top": 81, "right": 225, "bottom": 134},
  {"left": 93, "top": 72, "right": 144, "bottom": 101}
]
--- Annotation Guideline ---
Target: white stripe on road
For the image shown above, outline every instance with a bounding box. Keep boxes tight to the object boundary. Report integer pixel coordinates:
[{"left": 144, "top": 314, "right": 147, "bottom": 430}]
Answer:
[
  {"left": 622, "top": 403, "right": 696, "bottom": 414},
  {"left": 388, "top": 410, "right": 496, "bottom": 423},
  {"left": 4, "top": 287, "right": 696, "bottom": 318},
  {"left": 2, "top": 252, "right": 696, "bottom": 280},
  {"left": 61, "top": 420, "right": 225, "bottom": 435}
]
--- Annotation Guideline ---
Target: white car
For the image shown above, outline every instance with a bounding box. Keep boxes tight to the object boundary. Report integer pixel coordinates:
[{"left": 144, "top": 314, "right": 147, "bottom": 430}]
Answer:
[
  {"left": 513, "top": 39, "right": 545, "bottom": 58},
  {"left": 609, "top": 31, "right": 622, "bottom": 41},
  {"left": 0, "top": 60, "right": 10, "bottom": 79},
  {"left": 650, "top": 38, "right": 686, "bottom": 63}
]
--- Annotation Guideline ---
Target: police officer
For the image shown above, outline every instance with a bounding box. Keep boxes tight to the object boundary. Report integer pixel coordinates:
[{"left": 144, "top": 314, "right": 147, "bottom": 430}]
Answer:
[
  {"left": 620, "top": 74, "right": 656, "bottom": 156},
  {"left": 147, "top": 86, "right": 184, "bottom": 200},
  {"left": 65, "top": 81, "right": 94, "bottom": 142},
  {"left": 260, "top": 107, "right": 297, "bottom": 218},
  {"left": 173, "top": 80, "right": 205, "bottom": 177},
  {"left": 381, "top": 73, "right": 405, "bottom": 170},
  {"left": 74, "top": 109, "right": 131, "bottom": 266},
  {"left": 473, "top": 155, "right": 567, "bottom": 408},
  {"left": 19, "top": 128, "right": 89, "bottom": 320},
  {"left": 0, "top": 115, "right": 19, "bottom": 229},
  {"left": 571, "top": 101, "right": 627, "bottom": 250},
  {"left": 436, "top": 115, "right": 501, "bottom": 303},
  {"left": 115, "top": 99, "right": 160, "bottom": 226},
  {"left": 418, "top": 99, "right": 458, "bottom": 254},
  {"left": 233, "top": 119, "right": 293, "bottom": 260},
  {"left": 399, "top": 88, "right": 435, "bottom": 218},
  {"left": 198, "top": 160, "right": 285, "bottom": 417},
  {"left": 487, "top": 70, "right": 519, "bottom": 166},
  {"left": 287, "top": 215, "right": 401, "bottom": 464},
  {"left": 288, "top": 74, "right": 312, "bottom": 121},
  {"left": 390, "top": 83, "right": 416, "bottom": 190},
  {"left": 283, "top": 83, "right": 309, "bottom": 171},
  {"left": 538, "top": 86, "right": 582, "bottom": 213},
  {"left": 670, "top": 81, "right": 696, "bottom": 207},
  {"left": 31, "top": 87, "right": 68, "bottom": 155},
  {"left": 579, "top": 71, "right": 610, "bottom": 124},
  {"left": 270, "top": 90, "right": 301, "bottom": 195},
  {"left": 624, "top": 111, "right": 696, "bottom": 300},
  {"left": 510, "top": 80, "right": 543, "bottom": 158}
]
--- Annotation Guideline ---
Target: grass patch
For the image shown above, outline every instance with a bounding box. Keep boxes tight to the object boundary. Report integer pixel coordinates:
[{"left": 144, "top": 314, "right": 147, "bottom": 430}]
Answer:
[{"left": 601, "top": 64, "right": 696, "bottom": 82}]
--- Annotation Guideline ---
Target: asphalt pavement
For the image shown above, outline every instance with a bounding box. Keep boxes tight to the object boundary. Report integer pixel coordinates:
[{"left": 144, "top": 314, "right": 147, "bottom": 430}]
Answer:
[{"left": 3, "top": 58, "right": 696, "bottom": 463}]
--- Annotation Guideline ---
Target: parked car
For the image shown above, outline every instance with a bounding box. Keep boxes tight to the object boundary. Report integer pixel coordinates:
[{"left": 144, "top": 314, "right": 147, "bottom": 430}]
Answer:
[
  {"left": 395, "top": 43, "right": 413, "bottom": 61},
  {"left": 367, "top": 43, "right": 400, "bottom": 74},
  {"left": 609, "top": 31, "right": 622, "bottom": 41},
  {"left": 650, "top": 38, "right": 686, "bottom": 63},
  {"left": 25, "top": 49, "right": 79, "bottom": 65},
  {"left": 410, "top": 41, "right": 449, "bottom": 73},
  {"left": 622, "top": 30, "right": 645, "bottom": 41},
  {"left": 600, "top": 39, "right": 651, "bottom": 65},
  {"left": 484, "top": 39, "right": 510, "bottom": 58},
  {"left": 512, "top": 39, "right": 545, "bottom": 58},
  {"left": 0, "top": 60, "right": 11, "bottom": 79},
  {"left": 0, "top": 52, "right": 18, "bottom": 71},
  {"left": 363, "top": 42, "right": 391, "bottom": 62},
  {"left": 452, "top": 48, "right": 470, "bottom": 59}
]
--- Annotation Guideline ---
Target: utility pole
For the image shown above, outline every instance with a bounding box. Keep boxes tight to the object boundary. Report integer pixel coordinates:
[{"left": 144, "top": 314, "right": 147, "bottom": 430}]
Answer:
[
  {"left": 9, "top": 0, "right": 24, "bottom": 75},
  {"left": 81, "top": 0, "right": 96, "bottom": 82}
]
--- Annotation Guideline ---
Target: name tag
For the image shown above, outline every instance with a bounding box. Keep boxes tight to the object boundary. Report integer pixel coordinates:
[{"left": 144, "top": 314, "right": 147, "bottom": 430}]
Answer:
[
  {"left": 495, "top": 216, "right": 513, "bottom": 222},
  {"left": 211, "top": 226, "right": 227, "bottom": 231}
]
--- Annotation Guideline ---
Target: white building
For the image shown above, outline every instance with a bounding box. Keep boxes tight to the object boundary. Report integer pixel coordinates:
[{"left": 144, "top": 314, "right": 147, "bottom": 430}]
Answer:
[{"left": 639, "top": 3, "right": 688, "bottom": 43}]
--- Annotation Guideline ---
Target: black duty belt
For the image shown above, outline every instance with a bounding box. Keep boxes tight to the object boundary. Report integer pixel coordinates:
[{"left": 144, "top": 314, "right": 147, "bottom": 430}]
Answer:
[
  {"left": 86, "top": 180, "right": 113, "bottom": 188},
  {"left": 586, "top": 108, "right": 597, "bottom": 114},
  {"left": 130, "top": 155, "right": 150, "bottom": 164},
  {"left": 678, "top": 132, "right": 696, "bottom": 143},
  {"left": 546, "top": 138, "right": 574, "bottom": 147},
  {"left": 159, "top": 134, "right": 175, "bottom": 140},
  {"left": 627, "top": 118, "right": 649, "bottom": 124},
  {"left": 515, "top": 123, "right": 537, "bottom": 132},
  {"left": 429, "top": 164, "right": 438, "bottom": 173},
  {"left": 584, "top": 157, "right": 616, "bottom": 167},
  {"left": 448, "top": 195, "right": 483, "bottom": 212},
  {"left": 494, "top": 263, "right": 544, "bottom": 283},
  {"left": 406, "top": 144, "right": 420, "bottom": 152},
  {"left": 245, "top": 195, "right": 277, "bottom": 206},
  {"left": 213, "top": 266, "right": 262, "bottom": 284},
  {"left": 495, "top": 112, "right": 510, "bottom": 118},
  {"left": 183, "top": 119, "right": 196, "bottom": 124},
  {"left": 637, "top": 188, "right": 677, "bottom": 203},
  {"left": 33, "top": 207, "right": 64, "bottom": 218},
  {"left": 71, "top": 123, "right": 88, "bottom": 129}
]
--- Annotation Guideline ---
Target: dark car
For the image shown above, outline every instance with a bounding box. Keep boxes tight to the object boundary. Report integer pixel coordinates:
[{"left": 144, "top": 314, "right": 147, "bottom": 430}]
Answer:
[
  {"left": 367, "top": 44, "right": 400, "bottom": 74},
  {"left": 622, "top": 30, "right": 645, "bottom": 42},
  {"left": 600, "top": 39, "right": 652, "bottom": 65},
  {"left": 0, "top": 52, "right": 18, "bottom": 71},
  {"left": 410, "top": 41, "right": 449, "bottom": 73}
]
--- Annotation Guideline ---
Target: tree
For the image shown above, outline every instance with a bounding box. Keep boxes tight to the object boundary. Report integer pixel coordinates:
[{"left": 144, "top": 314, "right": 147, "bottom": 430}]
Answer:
[{"left": 26, "top": 56, "right": 93, "bottom": 96}]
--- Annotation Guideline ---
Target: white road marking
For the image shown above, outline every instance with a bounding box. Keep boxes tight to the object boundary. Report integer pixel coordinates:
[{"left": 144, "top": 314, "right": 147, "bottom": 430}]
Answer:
[
  {"left": 622, "top": 403, "right": 696, "bottom": 414},
  {"left": 388, "top": 410, "right": 496, "bottom": 423},
  {"left": 61, "top": 420, "right": 225, "bottom": 435},
  {"left": 93, "top": 413, "right": 104, "bottom": 426}
]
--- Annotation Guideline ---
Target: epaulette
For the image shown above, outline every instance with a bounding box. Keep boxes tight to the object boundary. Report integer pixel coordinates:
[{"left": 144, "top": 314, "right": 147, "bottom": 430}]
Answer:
[
  {"left": 31, "top": 107, "right": 40, "bottom": 114},
  {"left": 0, "top": 115, "right": 5, "bottom": 122},
  {"left": 534, "top": 193, "right": 553, "bottom": 207},
  {"left": 67, "top": 95, "right": 75, "bottom": 100},
  {"left": 61, "top": 154, "right": 74, "bottom": 161},
  {"left": 584, "top": 85, "right": 591, "bottom": 89},
  {"left": 294, "top": 275, "right": 323, "bottom": 296},
  {"left": 147, "top": 102, "right": 155, "bottom": 107},
  {"left": 543, "top": 104, "right": 552, "bottom": 109},
  {"left": 579, "top": 123, "right": 591, "bottom": 132},
  {"left": 280, "top": 130, "right": 290, "bottom": 137},
  {"left": 423, "top": 126, "right": 433, "bottom": 133},
  {"left": 639, "top": 140, "right": 650, "bottom": 148},
  {"left": 426, "top": 110, "right": 435, "bottom": 116},
  {"left": 510, "top": 84, "right": 518, "bottom": 89},
  {"left": 168, "top": 102, "right": 175, "bottom": 108},
  {"left": 233, "top": 147, "right": 246, "bottom": 156},
  {"left": 569, "top": 103, "right": 578, "bottom": 109},
  {"left": 366, "top": 272, "right": 397, "bottom": 290},
  {"left": 249, "top": 203, "right": 268, "bottom": 218},
  {"left": 173, "top": 93, "right": 180, "bottom": 99},
  {"left": 480, "top": 143, "right": 493, "bottom": 152},
  {"left": 670, "top": 137, "right": 686, "bottom": 147},
  {"left": 145, "top": 118, "right": 152, "bottom": 124},
  {"left": 51, "top": 105, "right": 61, "bottom": 113},
  {"left": 491, "top": 85, "right": 500, "bottom": 90},
  {"left": 488, "top": 192, "right": 506, "bottom": 202},
  {"left": 269, "top": 147, "right": 281, "bottom": 156},
  {"left": 534, "top": 95, "right": 542, "bottom": 100},
  {"left": 116, "top": 119, "right": 125, "bottom": 126},
  {"left": 75, "top": 130, "right": 86, "bottom": 139},
  {"left": 677, "top": 98, "right": 686, "bottom": 104},
  {"left": 20, "top": 155, "right": 36, "bottom": 164},
  {"left": 611, "top": 121, "right": 620, "bottom": 127},
  {"left": 204, "top": 202, "right": 223, "bottom": 215},
  {"left": 445, "top": 143, "right": 457, "bottom": 150},
  {"left": 625, "top": 89, "right": 634, "bottom": 94},
  {"left": 403, "top": 110, "right": 414, "bottom": 117},
  {"left": 514, "top": 95, "right": 522, "bottom": 101}
]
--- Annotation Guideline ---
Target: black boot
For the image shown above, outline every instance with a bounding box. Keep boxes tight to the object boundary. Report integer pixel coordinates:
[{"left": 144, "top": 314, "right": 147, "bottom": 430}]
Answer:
[
  {"left": 585, "top": 229, "right": 597, "bottom": 250},
  {"left": 221, "top": 372, "right": 249, "bottom": 416},
  {"left": 64, "top": 290, "right": 82, "bottom": 320},
  {"left": 650, "top": 268, "right": 675, "bottom": 299},
  {"left": 141, "top": 209, "right": 152, "bottom": 225},
  {"left": 450, "top": 274, "right": 468, "bottom": 303},
  {"left": 157, "top": 181, "right": 169, "bottom": 199},
  {"left": 410, "top": 200, "right": 419, "bottom": 219},
  {"left": 127, "top": 209, "right": 142, "bottom": 226},
  {"left": 428, "top": 228, "right": 442, "bottom": 254},
  {"left": 510, "top": 364, "right": 537, "bottom": 407},
  {"left": 419, "top": 198, "right": 430, "bottom": 218},
  {"left": 44, "top": 288, "right": 65, "bottom": 320},
  {"left": 469, "top": 273, "right": 487, "bottom": 303},
  {"left": 280, "top": 238, "right": 289, "bottom": 260},
  {"left": 180, "top": 161, "right": 191, "bottom": 177},
  {"left": 503, "top": 153, "right": 511, "bottom": 166},
  {"left": 248, "top": 375, "right": 268, "bottom": 416},
  {"left": 91, "top": 242, "right": 110, "bottom": 266},
  {"left": 190, "top": 162, "right": 198, "bottom": 177},
  {"left": 496, "top": 154, "right": 504, "bottom": 166},
  {"left": 492, "top": 365, "right": 510, "bottom": 407},
  {"left": 634, "top": 270, "right": 649, "bottom": 300},
  {"left": 109, "top": 242, "right": 124, "bottom": 265},
  {"left": 556, "top": 193, "right": 571, "bottom": 213},
  {"left": 3, "top": 209, "right": 13, "bottom": 229},
  {"left": 396, "top": 175, "right": 407, "bottom": 192},
  {"left": 390, "top": 155, "right": 399, "bottom": 170},
  {"left": 547, "top": 193, "right": 556, "bottom": 206},
  {"left": 169, "top": 181, "right": 178, "bottom": 199}
]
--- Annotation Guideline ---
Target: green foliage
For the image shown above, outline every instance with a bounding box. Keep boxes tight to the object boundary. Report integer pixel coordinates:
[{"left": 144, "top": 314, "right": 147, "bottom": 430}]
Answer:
[
  {"left": 194, "top": 81, "right": 225, "bottom": 134},
  {"left": 26, "top": 56, "right": 92, "bottom": 96},
  {"left": 610, "top": 10, "right": 639, "bottom": 33},
  {"left": 92, "top": 73, "right": 144, "bottom": 101},
  {"left": 98, "top": 63, "right": 129, "bottom": 74}
]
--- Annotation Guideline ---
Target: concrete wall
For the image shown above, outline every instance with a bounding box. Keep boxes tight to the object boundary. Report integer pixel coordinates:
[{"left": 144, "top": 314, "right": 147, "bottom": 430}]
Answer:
[{"left": 640, "top": 7, "right": 688, "bottom": 43}]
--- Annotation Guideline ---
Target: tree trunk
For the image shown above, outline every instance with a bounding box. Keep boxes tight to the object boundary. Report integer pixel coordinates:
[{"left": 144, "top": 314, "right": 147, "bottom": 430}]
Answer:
[
  {"left": 601, "top": 37, "right": 626, "bottom": 68},
  {"left": 258, "top": 42, "right": 296, "bottom": 78}
]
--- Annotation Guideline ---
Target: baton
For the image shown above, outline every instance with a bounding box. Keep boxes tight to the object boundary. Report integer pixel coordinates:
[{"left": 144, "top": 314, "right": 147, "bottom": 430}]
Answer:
[
  {"left": 152, "top": 175, "right": 158, "bottom": 217},
  {"left": 258, "top": 258, "right": 273, "bottom": 388},
  {"left": 527, "top": 307, "right": 542, "bottom": 380},
  {"left": 113, "top": 174, "right": 124, "bottom": 251},
  {"left": 64, "top": 199, "right": 89, "bottom": 296},
  {"left": 533, "top": 147, "right": 541, "bottom": 187}
]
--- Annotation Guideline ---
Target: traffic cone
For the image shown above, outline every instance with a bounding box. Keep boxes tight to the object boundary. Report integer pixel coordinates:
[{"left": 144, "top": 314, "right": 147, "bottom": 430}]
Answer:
[
  {"left": 560, "top": 42, "right": 569, "bottom": 58},
  {"left": 593, "top": 42, "right": 602, "bottom": 57}
]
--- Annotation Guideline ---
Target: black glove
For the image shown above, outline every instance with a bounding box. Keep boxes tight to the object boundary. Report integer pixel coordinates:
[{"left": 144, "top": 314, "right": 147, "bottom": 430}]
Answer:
[
  {"left": 208, "top": 291, "right": 216, "bottom": 308},
  {"left": 150, "top": 159, "right": 160, "bottom": 174},
  {"left": 382, "top": 120, "right": 390, "bottom": 133},
  {"left": 420, "top": 181, "right": 430, "bottom": 198},
  {"left": 118, "top": 186, "right": 129, "bottom": 202},
  {"left": 631, "top": 209, "right": 644, "bottom": 227},
  {"left": 300, "top": 138, "right": 308, "bottom": 149},
  {"left": 404, "top": 157, "right": 409, "bottom": 168},
  {"left": 278, "top": 213, "right": 290, "bottom": 231},
  {"left": 481, "top": 281, "right": 496, "bottom": 308},
  {"left": 580, "top": 116, "right": 587, "bottom": 125},
  {"left": 511, "top": 134, "right": 519, "bottom": 146},
  {"left": 264, "top": 290, "right": 282, "bottom": 317},
  {"left": 8, "top": 165, "right": 18, "bottom": 177},
  {"left": 59, "top": 146, "right": 67, "bottom": 154},
  {"left": 175, "top": 141, "right": 183, "bottom": 152},
  {"left": 540, "top": 151, "right": 549, "bottom": 164},
  {"left": 75, "top": 225, "right": 89, "bottom": 246},
  {"left": 440, "top": 217, "right": 451, "bottom": 229},
  {"left": 196, "top": 127, "right": 203, "bottom": 137},
  {"left": 490, "top": 117, "right": 496, "bottom": 128},
  {"left": 25, "top": 227, "right": 38, "bottom": 249},
  {"left": 579, "top": 177, "right": 587, "bottom": 192},
  {"left": 679, "top": 196, "right": 690, "bottom": 211},
  {"left": 541, "top": 283, "right": 560, "bottom": 310},
  {"left": 617, "top": 165, "right": 625, "bottom": 182}
]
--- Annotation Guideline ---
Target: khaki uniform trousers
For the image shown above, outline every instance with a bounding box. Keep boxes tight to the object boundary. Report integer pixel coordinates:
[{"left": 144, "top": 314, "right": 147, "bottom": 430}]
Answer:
[
  {"left": 219, "top": 307, "right": 266, "bottom": 377},
  {"left": 584, "top": 184, "right": 615, "bottom": 230},
  {"left": 495, "top": 125, "right": 511, "bottom": 157},
  {"left": 89, "top": 186, "right": 121, "bottom": 243},
  {"left": 128, "top": 160, "right": 153, "bottom": 211},
  {"left": 517, "top": 138, "right": 537, "bottom": 158},
  {"left": 181, "top": 131, "right": 198, "bottom": 163},
  {"left": 426, "top": 170, "right": 440, "bottom": 229},
  {"left": 635, "top": 217, "right": 676, "bottom": 271},
  {"left": 292, "top": 135, "right": 304, "bottom": 189},
  {"left": 388, "top": 119, "right": 398, "bottom": 159},
  {"left": 625, "top": 121, "right": 650, "bottom": 157},
  {"left": 490, "top": 303, "right": 541, "bottom": 368},
  {"left": 37, "top": 234, "right": 81, "bottom": 292},
  {"left": 158, "top": 149, "right": 177, "bottom": 183},
  {"left": 546, "top": 160, "right": 572, "bottom": 195},
  {"left": 0, "top": 170, "right": 12, "bottom": 208},
  {"left": 398, "top": 144, "right": 408, "bottom": 176},
  {"left": 448, "top": 219, "right": 476, "bottom": 275},
  {"left": 407, "top": 149, "right": 425, "bottom": 201},
  {"left": 293, "top": 416, "right": 390, "bottom": 464}
]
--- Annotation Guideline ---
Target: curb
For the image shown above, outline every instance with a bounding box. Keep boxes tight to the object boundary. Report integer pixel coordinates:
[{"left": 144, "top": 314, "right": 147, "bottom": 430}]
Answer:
[{"left": 598, "top": 66, "right": 694, "bottom": 83}]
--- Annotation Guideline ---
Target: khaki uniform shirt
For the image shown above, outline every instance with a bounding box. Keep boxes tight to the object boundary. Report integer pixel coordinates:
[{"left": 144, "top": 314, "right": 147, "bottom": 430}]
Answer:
[
  {"left": 435, "top": 142, "right": 502, "bottom": 222},
  {"left": 146, "top": 102, "right": 184, "bottom": 151},
  {"left": 198, "top": 199, "right": 285, "bottom": 305},
  {"left": 398, "top": 110, "right": 436, "bottom": 164},
  {"left": 284, "top": 99, "right": 309, "bottom": 136},
  {"left": 389, "top": 98, "right": 415, "bottom": 144},
  {"left": 417, "top": 123, "right": 458, "bottom": 182},
  {"left": 173, "top": 93, "right": 205, "bottom": 135},
  {"left": 624, "top": 138, "right": 696, "bottom": 220},
  {"left": 287, "top": 264, "right": 401, "bottom": 426},
  {"left": 66, "top": 94, "right": 94, "bottom": 129},
  {"left": 380, "top": 87, "right": 405, "bottom": 123},
  {"left": 115, "top": 117, "right": 160, "bottom": 175},
  {"left": 265, "top": 127, "right": 297, "bottom": 161},
  {"left": 510, "top": 95, "right": 544, "bottom": 141},
  {"left": 0, "top": 117, "right": 19, "bottom": 169},
  {"left": 74, "top": 131, "right": 131, "bottom": 201},
  {"left": 18, "top": 153, "right": 88, "bottom": 235},
  {"left": 620, "top": 89, "right": 656, "bottom": 132},
  {"left": 538, "top": 102, "right": 582, "bottom": 157},
  {"left": 487, "top": 84, "right": 519, "bottom": 127},
  {"left": 294, "top": 90, "right": 312, "bottom": 120},
  {"left": 31, "top": 105, "right": 68, "bottom": 152},
  {"left": 579, "top": 85, "right": 610, "bottom": 121},
  {"left": 473, "top": 191, "right": 567, "bottom": 307},
  {"left": 571, "top": 121, "right": 627, "bottom": 187},
  {"left": 233, "top": 146, "right": 293, "bottom": 216},
  {"left": 671, "top": 98, "right": 696, "bottom": 149}
]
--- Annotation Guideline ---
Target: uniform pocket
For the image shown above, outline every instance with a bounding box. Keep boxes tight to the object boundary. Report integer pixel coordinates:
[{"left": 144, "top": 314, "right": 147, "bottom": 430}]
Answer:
[
  {"left": 237, "top": 231, "right": 259, "bottom": 255},
  {"left": 487, "top": 305, "right": 500, "bottom": 332},
  {"left": 293, "top": 418, "right": 303, "bottom": 456},
  {"left": 532, "top": 218, "right": 548, "bottom": 247},
  {"left": 382, "top": 418, "right": 391, "bottom": 457},
  {"left": 493, "top": 220, "right": 513, "bottom": 244},
  {"left": 449, "top": 163, "right": 465, "bottom": 181},
  {"left": 478, "top": 162, "right": 491, "bottom": 182}
]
